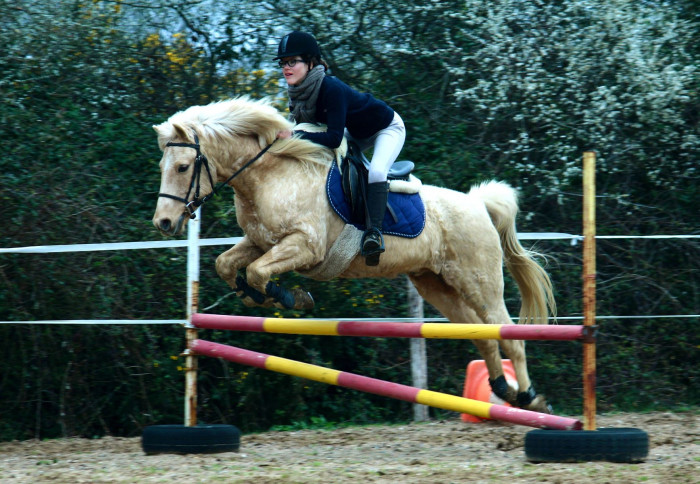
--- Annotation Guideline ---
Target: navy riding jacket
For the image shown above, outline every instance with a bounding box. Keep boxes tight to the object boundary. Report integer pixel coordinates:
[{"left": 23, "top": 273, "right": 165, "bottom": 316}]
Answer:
[{"left": 293, "top": 76, "right": 394, "bottom": 149}]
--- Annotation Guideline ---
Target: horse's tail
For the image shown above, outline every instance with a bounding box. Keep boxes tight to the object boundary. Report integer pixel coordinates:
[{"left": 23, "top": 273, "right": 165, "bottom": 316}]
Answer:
[{"left": 472, "top": 181, "right": 556, "bottom": 324}]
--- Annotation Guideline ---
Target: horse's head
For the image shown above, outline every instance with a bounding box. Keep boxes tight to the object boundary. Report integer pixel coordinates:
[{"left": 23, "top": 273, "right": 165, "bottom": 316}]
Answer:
[
  {"left": 152, "top": 122, "right": 217, "bottom": 236},
  {"left": 151, "top": 96, "right": 341, "bottom": 236}
]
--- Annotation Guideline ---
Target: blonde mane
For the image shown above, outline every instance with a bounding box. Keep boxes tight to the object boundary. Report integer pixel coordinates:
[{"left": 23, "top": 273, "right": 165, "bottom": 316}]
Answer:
[{"left": 155, "top": 96, "right": 344, "bottom": 168}]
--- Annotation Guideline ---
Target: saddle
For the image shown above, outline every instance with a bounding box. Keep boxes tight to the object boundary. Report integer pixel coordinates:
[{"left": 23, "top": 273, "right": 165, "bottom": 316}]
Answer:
[{"left": 340, "top": 140, "right": 415, "bottom": 225}]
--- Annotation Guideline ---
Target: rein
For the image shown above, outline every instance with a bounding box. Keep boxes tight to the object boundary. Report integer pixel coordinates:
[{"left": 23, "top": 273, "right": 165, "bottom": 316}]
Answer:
[{"left": 158, "top": 132, "right": 275, "bottom": 219}]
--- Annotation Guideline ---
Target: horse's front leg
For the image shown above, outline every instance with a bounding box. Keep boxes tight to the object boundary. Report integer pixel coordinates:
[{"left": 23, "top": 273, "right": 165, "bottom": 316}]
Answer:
[
  {"left": 215, "top": 236, "right": 264, "bottom": 288},
  {"left": 245, "top": 232, "right": 320, "bottom": 310},
  {"left": 216, "top": 238, "right": 284, "bottom": 308}
]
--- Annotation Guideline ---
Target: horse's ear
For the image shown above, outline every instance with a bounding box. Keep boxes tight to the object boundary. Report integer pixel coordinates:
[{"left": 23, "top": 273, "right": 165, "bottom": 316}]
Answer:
[
  {"left": 153, "top": 123, "right": 171, "bottom": 149},
  {"left": 173, "top": 124, "right": 190, "bottom": 141}
]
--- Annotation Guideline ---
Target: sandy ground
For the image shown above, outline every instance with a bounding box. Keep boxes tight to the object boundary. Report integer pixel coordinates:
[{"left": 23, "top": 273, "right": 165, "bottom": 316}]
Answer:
[{"left": 0, "top": 411, "right": 697, "bottom": 483}]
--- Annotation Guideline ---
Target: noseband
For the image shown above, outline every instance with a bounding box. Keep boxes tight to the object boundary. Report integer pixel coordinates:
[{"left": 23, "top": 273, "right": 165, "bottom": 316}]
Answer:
[{"left": 158, "top": 132, "right": 275, "bottom": 219}]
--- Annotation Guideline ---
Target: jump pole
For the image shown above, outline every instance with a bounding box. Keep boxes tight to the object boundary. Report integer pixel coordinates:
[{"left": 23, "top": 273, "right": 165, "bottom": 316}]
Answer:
[
  {"left": 191, "top": 339, "right": 583, "bottom": 431},
  {"left": 582, "top": 151, "right": 597, "bottom": 431},
  {"left": 191, "top": 314, "right": 588, "bottom": 341}
]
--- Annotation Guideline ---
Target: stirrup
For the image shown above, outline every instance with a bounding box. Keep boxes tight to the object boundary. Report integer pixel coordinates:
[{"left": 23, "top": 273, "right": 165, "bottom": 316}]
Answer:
[
  {"left": 361, "top": 228, "right": 384, "bottom": 266},
  {"left": 361, "top": 228, "right": 385, "bottom": 255}
]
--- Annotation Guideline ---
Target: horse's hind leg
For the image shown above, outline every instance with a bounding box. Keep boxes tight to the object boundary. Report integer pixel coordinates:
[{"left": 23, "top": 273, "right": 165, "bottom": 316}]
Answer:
[
  {"left": 409, "top": 271, "right": 551, "bottom": 413},
  {"left": 499, "top": 339, "right": 551, "bottom": 413},
  {"left": 408, "top": 272, "right": 509, "bottom": 387}
]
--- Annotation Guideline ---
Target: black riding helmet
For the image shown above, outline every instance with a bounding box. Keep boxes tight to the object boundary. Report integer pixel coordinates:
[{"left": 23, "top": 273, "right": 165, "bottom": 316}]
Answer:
[{"left": 273, "top": 31, "right": 321, "bottom": 60}]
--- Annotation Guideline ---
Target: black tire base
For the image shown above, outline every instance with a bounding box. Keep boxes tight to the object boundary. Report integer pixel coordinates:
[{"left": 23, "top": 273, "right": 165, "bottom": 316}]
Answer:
[
  {"left": 525, "top": 427, "right": 649, "bottom": 463},
  {"left": 142, "top": 424, "right": 241, "bottom": 455}
]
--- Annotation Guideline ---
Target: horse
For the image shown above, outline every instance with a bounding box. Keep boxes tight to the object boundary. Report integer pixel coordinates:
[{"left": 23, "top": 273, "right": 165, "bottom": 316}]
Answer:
[{"left": 152, "top": 96, "right": 556, "bottom": 414}]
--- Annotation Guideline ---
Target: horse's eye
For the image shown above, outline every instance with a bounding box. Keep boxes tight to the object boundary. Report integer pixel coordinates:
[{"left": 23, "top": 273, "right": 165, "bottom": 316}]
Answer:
[{"left": 177, "top": 164, "right": 189, "bottom": 173}]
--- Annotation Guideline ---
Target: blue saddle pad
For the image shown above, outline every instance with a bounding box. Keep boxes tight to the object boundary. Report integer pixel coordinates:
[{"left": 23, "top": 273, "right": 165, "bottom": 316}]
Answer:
[{"left": 326, "top": 161, "right": 425, "bottom": 238}]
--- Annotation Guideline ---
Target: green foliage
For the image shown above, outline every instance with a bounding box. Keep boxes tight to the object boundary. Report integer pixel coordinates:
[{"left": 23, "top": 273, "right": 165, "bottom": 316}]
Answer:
[
  {"left": 269, "top": 415, "right": 339, "bottom": 432},
  {"left": 0, "top": 0, "right": 697, "bottom": 441}
]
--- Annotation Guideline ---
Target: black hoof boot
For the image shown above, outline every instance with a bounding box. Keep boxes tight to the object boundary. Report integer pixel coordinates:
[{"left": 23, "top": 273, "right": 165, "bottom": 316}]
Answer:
[{"left": 489, "top": 376, "right": 508, "bottom": 399}]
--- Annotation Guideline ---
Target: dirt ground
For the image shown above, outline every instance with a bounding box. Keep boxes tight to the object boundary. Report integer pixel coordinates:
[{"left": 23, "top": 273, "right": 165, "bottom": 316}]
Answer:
[{"left": 0, "top": 411, "right": 697, "bottom": 483}]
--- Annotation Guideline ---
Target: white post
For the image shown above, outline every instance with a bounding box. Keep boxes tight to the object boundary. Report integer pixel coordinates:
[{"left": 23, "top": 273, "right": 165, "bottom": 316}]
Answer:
[
  {"left": 407, "top": 276, "right": 429, "bottom": 421},
  {"left": 184, "top": 208, "right": 201, "bottom": 427}
]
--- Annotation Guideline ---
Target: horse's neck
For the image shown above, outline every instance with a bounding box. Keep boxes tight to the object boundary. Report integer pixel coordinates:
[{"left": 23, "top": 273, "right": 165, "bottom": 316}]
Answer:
[
  {"left": 230, "top": 153, "right": 327, "bottom": 211},
  {"left": 213, "top": 139, "right": 269, "bottom": 193},
  {"left": 224, "top": 152, "right": 288, "bottom": 198}
]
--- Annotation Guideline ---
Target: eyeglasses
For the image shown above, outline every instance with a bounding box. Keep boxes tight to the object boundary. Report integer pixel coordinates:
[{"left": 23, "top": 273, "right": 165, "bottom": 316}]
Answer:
[{"left": 278, "top": 58, "right": 304, "bottom": 68}]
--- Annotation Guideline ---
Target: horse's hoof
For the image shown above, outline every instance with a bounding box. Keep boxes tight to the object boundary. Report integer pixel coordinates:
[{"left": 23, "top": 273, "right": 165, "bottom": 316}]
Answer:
[
  {"left": 240, "top": 295, "right": 259, "bottom": 307},
  {"left": 526, "top": 395, "right": 553, "bottom": 414},
  {"left": 291, "top": 288, "right": 315, "bottom": 310},
  {"left": 239, "top": 292, "right": 276, "bottom": 308}
]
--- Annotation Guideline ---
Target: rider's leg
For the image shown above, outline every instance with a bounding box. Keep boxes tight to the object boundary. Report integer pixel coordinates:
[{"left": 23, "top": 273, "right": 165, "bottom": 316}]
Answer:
[
  {"left": 361, "top": 113, "right": 406, "bottom": 265},
  {"left": 361, "top": 181, "right": 388, "bottom": 264},
  {"left": 366, "top": 112, "right": 406, "bottom": 184}
]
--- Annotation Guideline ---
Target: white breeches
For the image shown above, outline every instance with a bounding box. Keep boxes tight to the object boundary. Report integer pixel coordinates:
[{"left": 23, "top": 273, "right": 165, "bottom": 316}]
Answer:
[{"left": 345, "top": 112, "right": 406, "bottom": 184}]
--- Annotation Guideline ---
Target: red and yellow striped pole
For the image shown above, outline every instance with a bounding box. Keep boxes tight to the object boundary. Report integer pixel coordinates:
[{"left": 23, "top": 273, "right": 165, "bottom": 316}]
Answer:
[
  {"left": 191, "top": 314, "right": 585, "bottom": 341},
  {"left": 191, "top": 339, "right": 582, "bottom": 431}
]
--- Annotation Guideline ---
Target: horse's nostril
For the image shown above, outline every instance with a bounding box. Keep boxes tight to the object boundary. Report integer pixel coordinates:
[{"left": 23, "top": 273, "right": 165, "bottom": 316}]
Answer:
[{"left": 159, "top": 219, "right": 172, "bottom": 232}]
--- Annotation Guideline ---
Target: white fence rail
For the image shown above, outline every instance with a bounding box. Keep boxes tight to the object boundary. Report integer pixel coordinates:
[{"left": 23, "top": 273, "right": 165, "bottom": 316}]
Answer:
[
  {"left": 1, "top": 224, "right": 698, "bottom": 325},
  {"left": 2, "top": 233, "right": 696, "bottom": 255}
]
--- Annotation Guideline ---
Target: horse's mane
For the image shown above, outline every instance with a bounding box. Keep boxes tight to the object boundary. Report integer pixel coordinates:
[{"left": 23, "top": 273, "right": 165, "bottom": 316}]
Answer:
[{"left": 154, "top": 96, "right": 344, "bottom": 168}]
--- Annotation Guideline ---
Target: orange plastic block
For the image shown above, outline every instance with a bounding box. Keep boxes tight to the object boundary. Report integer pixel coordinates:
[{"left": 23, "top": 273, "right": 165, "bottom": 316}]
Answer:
[{"left": 460, "top": 359, "right": 517, "bottom": 423}]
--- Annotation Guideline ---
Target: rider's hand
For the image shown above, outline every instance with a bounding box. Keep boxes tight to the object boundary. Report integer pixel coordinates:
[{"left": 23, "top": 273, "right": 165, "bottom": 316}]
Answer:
[{"left": 276, "top": 130, "right": 293, "bottom": 139}]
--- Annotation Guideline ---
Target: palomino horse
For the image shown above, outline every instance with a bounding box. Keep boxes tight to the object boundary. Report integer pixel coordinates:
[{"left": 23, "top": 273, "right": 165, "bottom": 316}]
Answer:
[{"left": 152, "top": 97, "right": 556, "bottom": 413}]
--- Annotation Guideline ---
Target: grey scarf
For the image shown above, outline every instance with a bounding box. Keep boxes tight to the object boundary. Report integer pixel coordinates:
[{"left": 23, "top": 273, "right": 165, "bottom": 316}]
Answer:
[{"left": 288, "top": 65, "right": 326, "bottom": 123}]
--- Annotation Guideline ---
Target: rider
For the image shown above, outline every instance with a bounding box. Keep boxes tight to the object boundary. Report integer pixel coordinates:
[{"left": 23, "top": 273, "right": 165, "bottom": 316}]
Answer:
[{"left": 274, "top": 31, "right": 406, "bottom": 266}]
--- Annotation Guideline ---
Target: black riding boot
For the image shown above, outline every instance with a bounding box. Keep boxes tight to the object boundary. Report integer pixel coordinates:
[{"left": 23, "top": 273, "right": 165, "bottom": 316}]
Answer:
[{"left": 361, "top": 181, "right": 389, "bottom": 266}]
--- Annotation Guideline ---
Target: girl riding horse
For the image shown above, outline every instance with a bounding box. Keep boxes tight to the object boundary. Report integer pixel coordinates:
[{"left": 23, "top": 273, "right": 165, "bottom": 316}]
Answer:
[{"left": 274, "top": 31, "right": 406, "bottom": 266}]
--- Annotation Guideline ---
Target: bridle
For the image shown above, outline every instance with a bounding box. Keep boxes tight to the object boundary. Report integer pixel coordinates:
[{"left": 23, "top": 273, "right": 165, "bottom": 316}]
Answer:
[{"left": 158, "top": 132, "right": 275, "bottom": 219}]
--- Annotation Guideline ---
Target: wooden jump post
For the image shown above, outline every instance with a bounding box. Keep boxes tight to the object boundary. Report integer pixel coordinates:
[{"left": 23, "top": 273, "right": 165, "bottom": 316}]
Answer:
[
  {"left": 190, "top": 339, "right": 583, "bottom": 431},
  {"left": 582, "top": 151, "right": 597, "bottom": 431}
]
